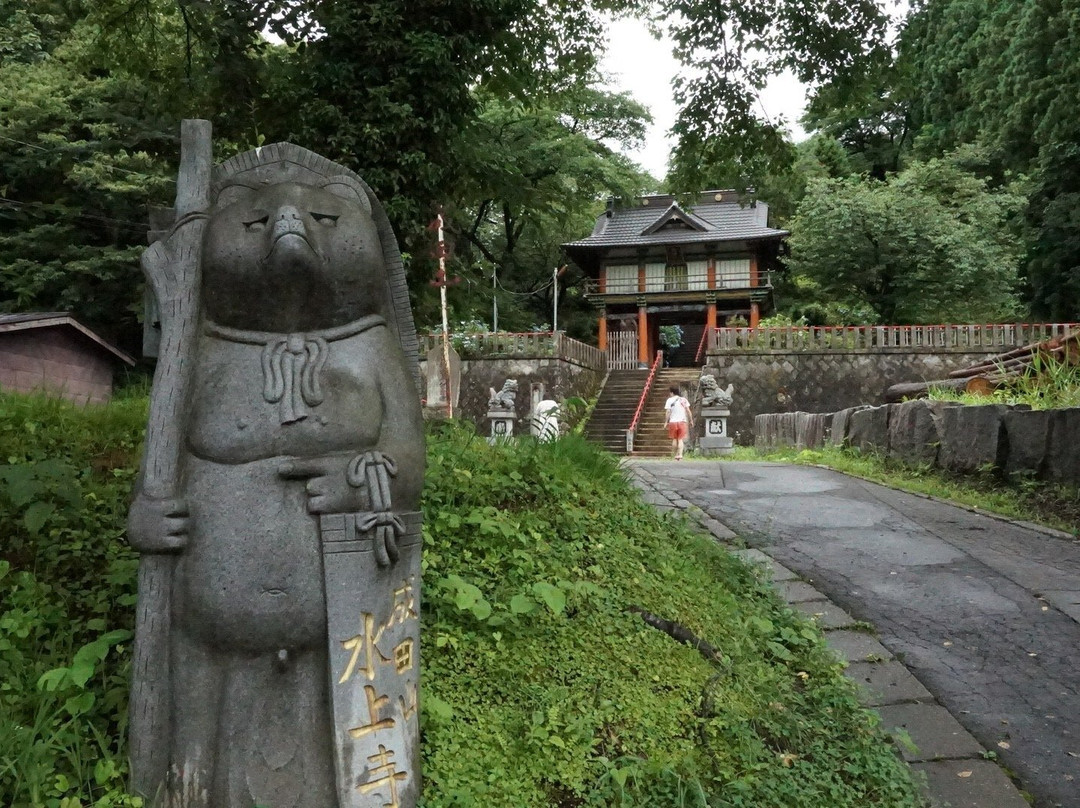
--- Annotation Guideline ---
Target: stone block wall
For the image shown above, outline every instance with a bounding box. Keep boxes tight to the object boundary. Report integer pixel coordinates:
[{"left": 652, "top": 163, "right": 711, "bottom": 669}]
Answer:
[
  {"left": 706, "top": 350, "right": 999, "bottom": 445},
  {"left": 0, "top": 328, "right": 115, "bottom": 405},
  {"left": 418, "top": 356, "right": 605, "bottom": 432},
  {"left": 755, "top": 402, "right": 1080, "bottom": 485}
]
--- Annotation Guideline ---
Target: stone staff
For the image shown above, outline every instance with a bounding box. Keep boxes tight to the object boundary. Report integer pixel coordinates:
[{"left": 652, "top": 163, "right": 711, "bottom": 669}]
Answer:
[{"left": 127, "top": 119, "right": 211, "bottom": 799}]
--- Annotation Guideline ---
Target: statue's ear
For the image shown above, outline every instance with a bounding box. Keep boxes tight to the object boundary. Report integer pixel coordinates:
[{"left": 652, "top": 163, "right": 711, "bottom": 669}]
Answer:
[
  {"left": 321, "top": 175, "right": 372, "bottom": 215},
  {"left": 214, "top": 183, "right": 256, "bottom": 209}
]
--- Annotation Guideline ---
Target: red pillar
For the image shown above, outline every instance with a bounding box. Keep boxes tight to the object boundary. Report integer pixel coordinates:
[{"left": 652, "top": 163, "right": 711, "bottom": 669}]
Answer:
[
  {"left": 637, "top": 305, "right": 649, "bottom": 365},
  {"left": 707, "top": 302, "right": 717, "bottom": 331},
  {"left": 598, "top": 311, "right": 608, "bottom": 352},
  {"left": 750, "top": 302, "right": 760, "bottom": 329}
]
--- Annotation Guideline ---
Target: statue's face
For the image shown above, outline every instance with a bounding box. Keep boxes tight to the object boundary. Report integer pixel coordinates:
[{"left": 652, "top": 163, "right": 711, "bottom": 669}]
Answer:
[{"left": 202, "top": 181, "right": 386, "bottom": 332}]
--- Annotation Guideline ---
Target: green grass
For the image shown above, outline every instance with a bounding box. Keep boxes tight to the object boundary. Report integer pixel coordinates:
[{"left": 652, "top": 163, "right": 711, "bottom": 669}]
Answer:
[
  {"left": 722, "top": 444, "right": 1080, "bottom": 536},
  {"left": 927, "top": 352, "right": 1080, "bottom": 410},
  {"left": 0, "top": 392, "right": 925, "bottom": 807}
]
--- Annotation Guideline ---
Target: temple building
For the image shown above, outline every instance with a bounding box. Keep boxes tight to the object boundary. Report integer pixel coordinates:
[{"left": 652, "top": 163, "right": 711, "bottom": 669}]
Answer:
[{"left": 562, "top": 191, "right": 788, "bottom": 368}]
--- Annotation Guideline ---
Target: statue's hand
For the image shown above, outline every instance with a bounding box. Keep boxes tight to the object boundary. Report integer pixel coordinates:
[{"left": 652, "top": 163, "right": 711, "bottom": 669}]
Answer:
[
  {"left": 278, "top": 454, "right": 361, "bottom": 514},
  {"left": 127, "top": 494, "right": 189, "bottom": 553}
]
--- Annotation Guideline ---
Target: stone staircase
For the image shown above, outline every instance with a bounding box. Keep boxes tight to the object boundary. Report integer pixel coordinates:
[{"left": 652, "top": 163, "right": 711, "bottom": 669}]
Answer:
[{"left": 584, "top": 368, "right": 701, "bottom": 456}]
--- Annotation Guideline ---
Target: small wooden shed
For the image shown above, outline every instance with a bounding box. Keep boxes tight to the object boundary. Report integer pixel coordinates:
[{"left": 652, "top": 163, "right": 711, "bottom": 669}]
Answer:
[{"left": 0, "top": 312, "right": 136, "bottom": 405}]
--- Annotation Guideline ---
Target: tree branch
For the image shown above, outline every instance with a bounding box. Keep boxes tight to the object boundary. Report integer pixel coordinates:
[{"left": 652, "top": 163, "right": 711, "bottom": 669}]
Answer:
[{"left": 628, "top": 606, "right": 722, "bottom": 663}]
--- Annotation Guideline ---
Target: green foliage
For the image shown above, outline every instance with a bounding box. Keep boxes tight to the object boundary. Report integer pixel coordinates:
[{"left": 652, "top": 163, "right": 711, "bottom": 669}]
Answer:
[
  {"left": 0, "top": 391, "right": 922, "bottom": 806},
  {"left": 421, "top": 421, "right": 923, "bottom": 805},
  {"left": 0, "top": 392, "right": 147, "bottom": 807},
  {"left": 662, "top": 0, "right": 891, "bottom": 190},
  {"left": 928, "top": 353, "right": 1080, "bottom": 410},
  {"left": 786, "top": 150, "right": 1025, "bottom": 324},
  {"left": 439, "top": 86, "right": 653, "bottom": 340},
  {"left": 803, "top": 0, "right": 1080, "bottom": 320}
]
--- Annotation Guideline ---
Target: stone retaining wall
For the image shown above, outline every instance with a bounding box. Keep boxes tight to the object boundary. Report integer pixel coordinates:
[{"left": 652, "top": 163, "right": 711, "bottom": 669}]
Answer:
[
  {"left": 418, "top": 356, "right": 605, "bottom": 431},
  {"left": 754, "top": 402, "right": 1080, "bottom": 485},
  {"left": 705, "top": 351, "right": 999, "bottom": 445}
]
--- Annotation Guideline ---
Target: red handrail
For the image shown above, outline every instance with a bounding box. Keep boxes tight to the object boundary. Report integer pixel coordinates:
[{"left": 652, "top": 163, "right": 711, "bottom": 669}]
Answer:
[
  {"left": 694, "top": 326, "right": 710, "bottom": 364},
  {"left": 628, "top": 350, "right": 663, "bottom": 435}
]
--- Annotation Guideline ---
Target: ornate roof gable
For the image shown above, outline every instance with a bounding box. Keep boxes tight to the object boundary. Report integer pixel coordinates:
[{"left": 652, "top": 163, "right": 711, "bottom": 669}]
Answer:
[{"left": 640, "top": 202, "right": 713, "bottom": 236}]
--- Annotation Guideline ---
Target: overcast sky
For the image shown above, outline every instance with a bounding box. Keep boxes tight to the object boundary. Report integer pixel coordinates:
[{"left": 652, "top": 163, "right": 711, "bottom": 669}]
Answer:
[{"left": 600, "top": 18, "right": 810, "bottom": 180}]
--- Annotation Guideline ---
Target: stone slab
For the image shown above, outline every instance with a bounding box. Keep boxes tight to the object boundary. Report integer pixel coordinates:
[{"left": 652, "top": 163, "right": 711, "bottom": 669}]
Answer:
[
  {"left": 1042, "top": 589, "right": 1080, "bottom": 623},
  {"left": 792, "top": 600, "right": 856, "bottom": 629},
  {"left": 848, "top": 405, "right": 891, "bottom": 453},
  {"left": 888, "top": 399, "right": 950, "bottom": 466},
  {"left": 876, "top": 703, "right": 984, "bottom": 762},
  {"left": 731, "top": 548, "right": 771, "bottom": 564},
  {"left": 939, "top": 404, "right": 1006, "bottom": 473},
  {"left": 764, "top": 560, "right": 797, "bottom": 581},
  {"left": 913, "top": 759, "right": 1030, "bottom": 808},
  {"left": 824, "top": 630, "right": 894, "bottom": 663},
  {"left": 729, "top": 549, "right": 799, "bottom": 581},
  {"left": 776, "top": 580, "right": 825, "bottom": 603},
  {"left": 829, "top": 406, "right": 866, "bottom": 447},
  {"left": 700, "top": 516, "right": 737, "bottom": 540},
  {"left": 845, "top": 660, "right": 934, "bottom": 706},
  {"left": 1003, "top": 408, "right": 1051, "bottom": 477},
  {"left": 1045, "top": 407, "right": 1080, "bottom": 484}
]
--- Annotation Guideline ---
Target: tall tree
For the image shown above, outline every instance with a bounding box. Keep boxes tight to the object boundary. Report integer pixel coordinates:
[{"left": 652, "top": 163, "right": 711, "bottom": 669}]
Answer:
[
  {"left": 442, "top": 85, "right": 652, "bottom": 337},
  {"left": 786, "top": 150, "right": 1025, "bottom": 324},
  {"left": 660, "top": 0, "right": 891, "bottom": 191}
]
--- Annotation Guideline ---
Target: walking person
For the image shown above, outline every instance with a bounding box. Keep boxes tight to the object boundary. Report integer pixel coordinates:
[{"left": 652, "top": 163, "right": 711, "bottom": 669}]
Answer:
[{"left": 663, "top": 384, "right": 693, "bottom": 460}]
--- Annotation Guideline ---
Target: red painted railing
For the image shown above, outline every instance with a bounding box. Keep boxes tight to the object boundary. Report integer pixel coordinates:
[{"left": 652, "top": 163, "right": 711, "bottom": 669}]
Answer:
[
  {"left": 707, "top": 323, "right": 1080, "bottom": 353},
  {"left": 626, "top": 350, "right": 663, "bottom": 453},
  {"left": 694, "top": 326, "right": 710, "bottom": 364}
]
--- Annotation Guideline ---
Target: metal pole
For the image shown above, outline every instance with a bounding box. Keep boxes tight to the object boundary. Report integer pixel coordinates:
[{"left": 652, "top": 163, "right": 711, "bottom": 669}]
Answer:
[
  {"left": 552, "top": 265, "right": 558, "bottom": 333},
  {"left": 437, "top": 214, "right": 453, "bottom": 418}
]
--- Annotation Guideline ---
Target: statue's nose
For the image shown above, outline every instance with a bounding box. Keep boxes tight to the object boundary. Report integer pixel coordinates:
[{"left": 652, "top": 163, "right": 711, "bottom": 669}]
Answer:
[{"left": 272, "top": 205, "right": 306, "bottom": 239}]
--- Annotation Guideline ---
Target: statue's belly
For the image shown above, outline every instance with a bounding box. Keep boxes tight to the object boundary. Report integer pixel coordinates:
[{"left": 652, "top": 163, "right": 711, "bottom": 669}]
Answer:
[{"left": 175, "top": 456, "right": 326, "bottom": 652}]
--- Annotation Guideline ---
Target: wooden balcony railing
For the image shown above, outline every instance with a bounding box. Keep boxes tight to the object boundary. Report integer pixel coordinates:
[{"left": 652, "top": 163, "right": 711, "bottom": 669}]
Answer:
[
  {"left": 707, "top": 323, "right": 1080, "bottom": 353},
  {"left": 419, "top": 331, "right": 606, "bottom": 370},
  {"left": 582, "top": 269, "right": 776, "bottom": 297}
]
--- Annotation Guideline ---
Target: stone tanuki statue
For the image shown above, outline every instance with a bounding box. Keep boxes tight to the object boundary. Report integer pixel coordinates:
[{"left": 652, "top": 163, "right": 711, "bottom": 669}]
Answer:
[
  {"left": 127, "top": 121, "right": 425, "bottom": 808},
  {"left": 700, "top": 373, "right": 734, "bottom": 408},
  {"left": 488, "top": 378, "right": 518, "bottom": 410}
]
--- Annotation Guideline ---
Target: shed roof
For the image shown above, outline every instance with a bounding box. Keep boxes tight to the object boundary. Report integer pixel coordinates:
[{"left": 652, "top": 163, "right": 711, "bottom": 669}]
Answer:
[
  {"left": 0, "top": 312, "right": 136, "bottom": 366},
  {"left": 563, "top": 191, "right": 788, "bottom": 269}
]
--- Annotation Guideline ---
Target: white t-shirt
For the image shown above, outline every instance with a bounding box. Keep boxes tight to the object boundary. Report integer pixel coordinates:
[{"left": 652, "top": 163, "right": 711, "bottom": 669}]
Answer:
[{"left": 665, "top": 395, "right": 690, "bottom": 423}]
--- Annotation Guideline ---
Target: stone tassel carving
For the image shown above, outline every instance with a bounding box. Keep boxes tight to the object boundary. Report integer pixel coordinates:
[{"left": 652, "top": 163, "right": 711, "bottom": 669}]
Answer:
[{"left": 262, "top": 335, "right": 328, "bottom": 423}]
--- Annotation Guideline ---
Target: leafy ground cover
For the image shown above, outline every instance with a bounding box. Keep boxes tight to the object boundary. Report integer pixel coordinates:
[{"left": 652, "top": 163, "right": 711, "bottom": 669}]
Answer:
[
  {"left": 1, "top": 392, "right": 923, "bottom": 807},
  {"left": 725, "top": 445, "right": 1080, "bottom": 536},
  {"left": 927, "top": 354, "right": 1080, "bottom": 410}
]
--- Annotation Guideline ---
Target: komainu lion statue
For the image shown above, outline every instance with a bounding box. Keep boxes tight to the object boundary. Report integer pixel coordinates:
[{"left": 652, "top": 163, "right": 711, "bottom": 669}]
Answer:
[
  {"left": 700, "top": 373, "right": 734, "bottom": 407},
  {"left": 488, "top": 378, "right": 518, "bottom": 409}
]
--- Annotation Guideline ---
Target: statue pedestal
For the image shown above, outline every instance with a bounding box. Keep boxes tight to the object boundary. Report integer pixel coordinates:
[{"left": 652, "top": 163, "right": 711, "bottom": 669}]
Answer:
[
  {"left": 487, "top": 409, "right": 516, "bottom": 444},
  {"left": 700, "top": 406, "right": 734, "bottom": 455}
]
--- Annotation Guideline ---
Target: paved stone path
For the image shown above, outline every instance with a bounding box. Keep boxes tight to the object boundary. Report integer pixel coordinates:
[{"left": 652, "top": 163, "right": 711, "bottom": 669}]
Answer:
[{"left": 628, "top": 460, "right": 1080, "bottom": 808}]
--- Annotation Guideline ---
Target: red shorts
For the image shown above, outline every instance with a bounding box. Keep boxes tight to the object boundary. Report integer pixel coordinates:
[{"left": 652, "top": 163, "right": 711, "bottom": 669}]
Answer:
[{"left": 667, "top": 422, "right": 688, "bottom": 440}]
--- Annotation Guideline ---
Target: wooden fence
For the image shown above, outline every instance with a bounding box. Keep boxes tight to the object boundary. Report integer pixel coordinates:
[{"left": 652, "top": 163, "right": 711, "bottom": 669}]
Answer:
[
  {"left": 708, "top": 323, "right": 1079, "bottom": 353},
  {"left": 419, "top": 331, "right": 606, "bottom": 370},
  {"left": 608, "top": 329, "right": 638, "bottom": 370}
]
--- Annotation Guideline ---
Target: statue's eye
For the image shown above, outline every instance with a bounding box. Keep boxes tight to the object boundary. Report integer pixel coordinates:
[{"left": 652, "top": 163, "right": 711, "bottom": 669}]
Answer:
[
  {"left": 243, "top": 215, "right": 269, "bottom": 232},
  {"left": 311, "top": 212, "right": 339, "bottom": 227}
]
